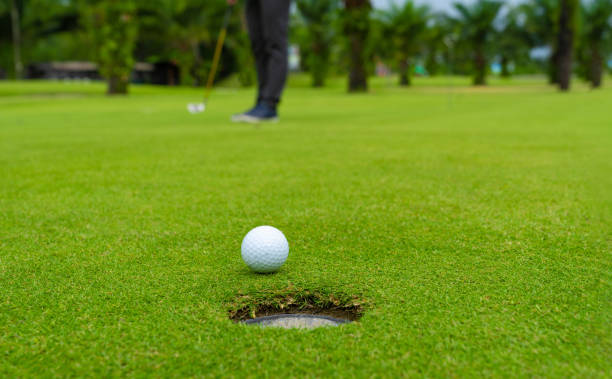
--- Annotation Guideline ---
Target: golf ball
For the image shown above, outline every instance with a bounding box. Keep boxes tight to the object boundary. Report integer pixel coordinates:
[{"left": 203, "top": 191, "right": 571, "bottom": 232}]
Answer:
[
  {"left": 241, "top": 226, "right": 289, "bottom": 273},
  {"left": 187, "top": 103, "right": 205, "bottom": 114},
  {"left": 187, "top": 103, "right": 198, "bottom": 113}
]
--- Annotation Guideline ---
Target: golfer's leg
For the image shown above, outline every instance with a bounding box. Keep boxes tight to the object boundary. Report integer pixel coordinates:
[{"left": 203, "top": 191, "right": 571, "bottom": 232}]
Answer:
[
  {"left": 245, "top": 0, "right": 267, "bottom": 102},
  {"left": 259, "top": 0, "right": 291, "bottom": 105}
]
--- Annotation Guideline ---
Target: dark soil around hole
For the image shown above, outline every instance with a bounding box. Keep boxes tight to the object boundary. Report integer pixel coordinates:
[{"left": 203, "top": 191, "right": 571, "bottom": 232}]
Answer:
[{"left": 228, "top": 286, "right": 366, "bottom": 322}]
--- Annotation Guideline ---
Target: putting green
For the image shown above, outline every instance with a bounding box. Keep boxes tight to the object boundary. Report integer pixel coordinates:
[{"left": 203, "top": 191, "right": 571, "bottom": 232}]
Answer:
[{"left": 0, "top": 77, "right": 610, "bottom": 376}]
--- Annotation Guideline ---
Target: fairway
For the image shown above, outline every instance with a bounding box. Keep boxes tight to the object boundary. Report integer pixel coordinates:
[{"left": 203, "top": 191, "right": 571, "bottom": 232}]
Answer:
[{"left": 1, "top": 78, "right": 611, "bottom": 376}]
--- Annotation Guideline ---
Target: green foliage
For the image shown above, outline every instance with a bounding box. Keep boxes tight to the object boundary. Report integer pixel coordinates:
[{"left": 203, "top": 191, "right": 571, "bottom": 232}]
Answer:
[
  {"left": 520, "top": 0, "right": 558, "bottom": 46},
  {"left": 136, "top": 0, "right": 238, "bottom": 87},
  {"left": 226, "top": 24, "right": 256, "bottom": 88},
  {"left": 377, "top": 1, "right": 429, "bottom": 86},
  {"left": 379, "top": 2, "right": 429, "bottom": 55},
  {"left": 454, "top": 0, "right": 502, "bottom": 45},
  {"left": 453, "top": 0, "right": 503, "bottom": 85},
  {"left": 2, "top": 0, "right": 611, "bottom": 92},
  {"left": 0, "top": 0, "right": 80, "bottom": 78},
  {"left": 576, "top": 0, "right": 612, "bottom": 87},
  {"left": 520, "top": 0, "right": 560, "bottom": 83},
  {"left": 495, "top": 6, "right": 533, "bottom": 77},
  {"left": 594, "top": 13, "right": 612, "bottom": 48},
  {"left": 342, "top": 0, "right": 371, "bottom": 34},
  {"left": 0, "top": 3, "right": 12, "bottom": 76},
  {"left": 296, "top": 0, "right": 338, "bottom": 87},
  {"left": 421, "top": 14, "right": 455, "bottom": 76},
  {"left": 85, "top": 0, "right": 137, "bottom": 94}
]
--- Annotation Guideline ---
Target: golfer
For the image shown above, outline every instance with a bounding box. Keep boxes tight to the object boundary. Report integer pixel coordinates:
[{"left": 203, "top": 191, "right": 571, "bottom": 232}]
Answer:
[{"left": 229, "top": 0, "right": 291, "bottom": 123}]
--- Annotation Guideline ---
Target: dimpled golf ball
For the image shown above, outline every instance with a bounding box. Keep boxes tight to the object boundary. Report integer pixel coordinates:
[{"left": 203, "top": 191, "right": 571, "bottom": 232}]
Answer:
[{"left": 241, "top": 226, "right": 289, "bottom": 273}]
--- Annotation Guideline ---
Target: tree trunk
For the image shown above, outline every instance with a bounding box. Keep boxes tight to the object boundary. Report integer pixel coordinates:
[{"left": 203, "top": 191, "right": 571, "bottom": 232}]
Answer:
[
  {"left": 312, "top": 63, "right": 325, "bottom": 87},
  {"left": 311, "top": 42, "right": 326, "bottom": 88},
  {"left": 473, "top": 47, "right": 486, "bottom": 85},
  {"left": 313, "top": 72, "right": 325, "bottom": 87},
  {"left": 312, "top": 55, "right": 325, "bottom": 87},
  {"left": 590, "top": 44, "right": 603, "bottom": 88},
  {"left": 548, "top": 48, "right": 559, "bottom": 84},
  {"left": 347, "top": 31, "right": 368, "bottom": 92},
  {"left": 344, "top": 0, "right": 370, "bottom": 93},
  {"left": 500, "top": 55, "right": 510, "bottom": 78},
  {"left": 398, "top": 57, "right": 411, "bottom": 86},
  {"left": 10, "top": 0, "right": 23, "bottom": 79},
  {"left": 107, "top": 75, "right": 129, "bottom": 95},
  {"left": 425, "top": 51, "right": 438, "bottom": 76},
  {"left": 557, "top": 0, "right": 577, "bottom": 91}
]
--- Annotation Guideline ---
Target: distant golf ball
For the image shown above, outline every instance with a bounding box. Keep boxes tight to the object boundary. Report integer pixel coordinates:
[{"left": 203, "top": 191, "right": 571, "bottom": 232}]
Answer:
[
  {"left": 241, "top": 226, "right": 289, "bottom": 273},
  {"left": 187, "top": 103, "right": 198, "bottom": 113},
  {"left": 187, "top": 103, "right": 205, "bottom": 114}
]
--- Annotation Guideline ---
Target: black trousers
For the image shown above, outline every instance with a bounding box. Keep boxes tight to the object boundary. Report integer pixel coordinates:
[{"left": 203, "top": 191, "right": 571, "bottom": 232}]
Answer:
[{"left": 245, "top": 0, "right": 291, "bottom": 105}]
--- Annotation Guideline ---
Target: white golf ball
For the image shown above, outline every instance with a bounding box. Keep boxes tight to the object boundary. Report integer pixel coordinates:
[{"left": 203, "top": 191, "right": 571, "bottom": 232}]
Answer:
[
  {"left": 241, "top": 226, "right": 289, "bottom": 273},
  {"left": 187, "top": 103, "right": 205, "bottom": 114}
]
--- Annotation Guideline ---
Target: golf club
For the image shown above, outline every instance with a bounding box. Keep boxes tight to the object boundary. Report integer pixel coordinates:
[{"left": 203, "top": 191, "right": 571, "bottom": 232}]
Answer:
[{"left": 187, "top": 5, "right": 233, "bottom": 114}]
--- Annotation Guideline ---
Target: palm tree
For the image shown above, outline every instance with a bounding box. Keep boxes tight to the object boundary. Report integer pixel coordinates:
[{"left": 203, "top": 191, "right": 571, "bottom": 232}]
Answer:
[
  {"left": 556, "top": 0, "right": 579, "bottom": 91},
  {"left": 296, "top": 0, "right": 338, "bottom": 87},
  {"left": 379, "top": 1, "right": 429, "bottom": 86},
  {"left": 422, "top": 14, "right": 453, "bottom": 77},
  {"left": 86, "top": 0, "right": 138, "bottom": 94},
  {"left": 342, "top": 0, "right": 371, "bottom": 92},
  {"left": 496, "top": 6, "right": 531, "bottom": 78},
  {"left": 579, "top": 0, "right": 612, "bottom": 88},
  {"left": 453, "top": 0, "right": 503, "bottom": 86},
  {"left": 521, "top": 0, "right": 558, "bottom": 84},
  {"left": 138, "top": 0, "right": 230, "bottom": 87}
]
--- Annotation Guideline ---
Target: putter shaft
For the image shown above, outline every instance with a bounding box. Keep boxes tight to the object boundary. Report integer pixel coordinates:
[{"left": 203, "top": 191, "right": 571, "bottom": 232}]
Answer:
[{"left": 203, "top": 6, "right": 233, "bottom": 106}]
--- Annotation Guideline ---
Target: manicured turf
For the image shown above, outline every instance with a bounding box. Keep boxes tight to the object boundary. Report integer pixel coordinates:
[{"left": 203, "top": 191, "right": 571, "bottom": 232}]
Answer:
[{"left": 1, "top": 77, "right": 611, "bottom": 377}]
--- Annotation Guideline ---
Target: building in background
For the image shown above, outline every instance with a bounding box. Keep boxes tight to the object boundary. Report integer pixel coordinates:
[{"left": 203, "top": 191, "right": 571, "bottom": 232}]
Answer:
[
  {"left": 27, "top": 62, "right": 99, "bottom": 80},
  {"left": 26, "top": 61, "right": 180, "bottom": 85}
]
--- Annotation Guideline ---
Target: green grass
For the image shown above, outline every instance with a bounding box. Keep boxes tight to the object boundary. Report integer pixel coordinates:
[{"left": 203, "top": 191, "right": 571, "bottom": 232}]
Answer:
[{"left": 1, "top": 76, "right": 611, "bottom": 377}]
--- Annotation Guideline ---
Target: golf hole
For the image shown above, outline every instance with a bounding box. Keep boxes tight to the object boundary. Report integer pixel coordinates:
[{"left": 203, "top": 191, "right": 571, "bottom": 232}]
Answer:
[
  {"left": 228, "top": 287, "right": 366, "bottom": 329},
  {"left": 244, "top": 314, "right": 349, "bottom": 329}
]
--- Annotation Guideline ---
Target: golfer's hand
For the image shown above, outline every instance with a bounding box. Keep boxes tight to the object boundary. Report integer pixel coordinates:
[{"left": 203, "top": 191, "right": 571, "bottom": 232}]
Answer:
[{"left": 227, "top": 0, "right": 237, "bottom": 5}]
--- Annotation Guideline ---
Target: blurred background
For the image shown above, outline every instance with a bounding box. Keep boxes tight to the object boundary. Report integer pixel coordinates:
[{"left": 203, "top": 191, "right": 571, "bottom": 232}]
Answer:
[{"left": 0, "top": 0, "right": 611, "bottom": 94}]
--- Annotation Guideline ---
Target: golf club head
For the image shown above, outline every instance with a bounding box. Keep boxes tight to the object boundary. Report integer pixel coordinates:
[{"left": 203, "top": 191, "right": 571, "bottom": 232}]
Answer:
[{"left": 187, "top": 103, "right": 206, "bottom": 114}]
